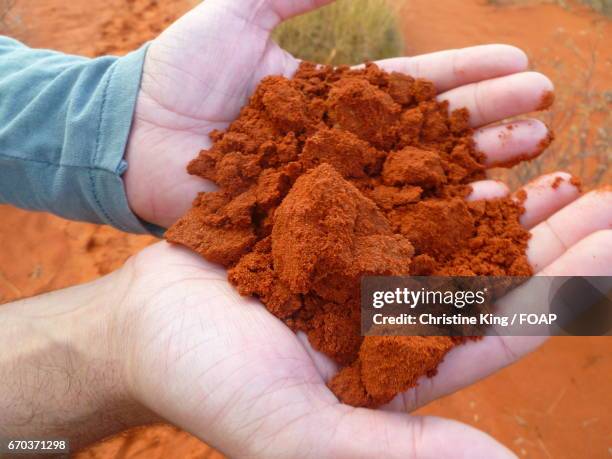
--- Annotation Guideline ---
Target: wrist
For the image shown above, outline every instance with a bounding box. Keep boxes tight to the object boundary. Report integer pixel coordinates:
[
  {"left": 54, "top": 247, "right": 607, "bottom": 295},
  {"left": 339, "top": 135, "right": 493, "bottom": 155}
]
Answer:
[{"left": 0, "top": 271, "right": 159, "bottom": 449}]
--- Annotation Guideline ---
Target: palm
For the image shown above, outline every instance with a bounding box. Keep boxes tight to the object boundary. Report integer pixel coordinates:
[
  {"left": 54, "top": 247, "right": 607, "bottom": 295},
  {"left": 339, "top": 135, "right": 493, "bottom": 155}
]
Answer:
[
  {"left": 124, "top": 1, "right": 303, "bottom": 227},
  {"left": 122, "top": 190, "right": 611, "bottom": 458},
  {"left": 121, "top": 242, "right": 515, "bottom": 458},
  {"left": 122, "top": 182, "right": 611, "bottom": 457}
]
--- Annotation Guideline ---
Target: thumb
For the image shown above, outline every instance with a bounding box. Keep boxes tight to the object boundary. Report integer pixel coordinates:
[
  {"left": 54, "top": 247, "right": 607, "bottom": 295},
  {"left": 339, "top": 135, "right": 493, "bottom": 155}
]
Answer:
[
  {"left": 244, "top": 405, "right": 517, "bottom": 459},
  {"left": 212, "top": 0, "right": 336, "bottom": 31},
  {"left": 314, "top": 409, "right": 517, "bottom": 459}
]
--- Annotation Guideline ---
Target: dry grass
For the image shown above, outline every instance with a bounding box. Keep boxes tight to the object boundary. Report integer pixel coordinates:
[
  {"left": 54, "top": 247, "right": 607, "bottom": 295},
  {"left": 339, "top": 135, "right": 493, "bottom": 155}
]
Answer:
[
  {"left": 272, "top": 0, "right": 405, "bottom": 66},
  {"left": 561, "top": 0, "right": 612, "bottom": 15},
  {"left": 487, "top": 0, "right": 612, "bottom": 16}
]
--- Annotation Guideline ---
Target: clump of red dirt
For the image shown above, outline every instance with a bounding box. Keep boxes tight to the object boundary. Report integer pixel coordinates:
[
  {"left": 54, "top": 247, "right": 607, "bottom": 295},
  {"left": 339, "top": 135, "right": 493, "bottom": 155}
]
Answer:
[{"left": 166, "top": 62, "right": 532, "bottom": 407}]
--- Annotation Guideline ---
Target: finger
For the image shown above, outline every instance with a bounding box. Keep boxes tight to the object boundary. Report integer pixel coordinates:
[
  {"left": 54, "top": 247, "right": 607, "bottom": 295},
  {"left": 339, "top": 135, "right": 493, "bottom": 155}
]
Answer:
[
  {"left": 384, "top": 229, "right": 612, "bottom": 414},
  {"left": 474, "top": 119, "right": 551, "bottom": 167},
  {"left": 221, "top": 0, "right": 334, "bottom": 30},
  {"left": 527, "top": 189, "right": 612, "bottom": 272},
  {"left": 515, "top": 172, "right": 582, "bottom": 229},
  {"left": 374, "top": 44, "right": 528, "bottom": 93},
  {"left": 307, "top": 408, "right": 515, "bottom": 459},
  {"left": 467, "top": 180, "right": 510, "bottom": 201},
  {"left": 538, "top": 229, "right": 612, "bottom": 276},
  {"left": 438, "top": 71, "right": 554, "bottom": 127}
]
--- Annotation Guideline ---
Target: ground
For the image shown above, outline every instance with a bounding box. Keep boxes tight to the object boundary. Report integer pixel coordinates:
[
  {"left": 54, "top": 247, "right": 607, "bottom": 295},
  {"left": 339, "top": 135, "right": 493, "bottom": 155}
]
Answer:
[{"left": 0, "top": 0, "right": 610, "bottom": 458}]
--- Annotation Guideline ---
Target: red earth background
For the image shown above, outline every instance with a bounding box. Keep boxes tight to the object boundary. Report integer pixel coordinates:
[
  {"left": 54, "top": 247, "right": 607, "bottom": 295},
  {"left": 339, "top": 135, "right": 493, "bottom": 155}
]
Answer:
[{"left": 0, "top": 0, "right": 610, "bottom": 458}]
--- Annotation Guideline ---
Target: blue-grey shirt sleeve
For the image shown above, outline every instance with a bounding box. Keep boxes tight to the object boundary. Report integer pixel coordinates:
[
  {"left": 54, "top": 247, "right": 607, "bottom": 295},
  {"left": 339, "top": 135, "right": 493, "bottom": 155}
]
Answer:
[{"left": 0, "top": 36, "right": 157, "bottom": 234}]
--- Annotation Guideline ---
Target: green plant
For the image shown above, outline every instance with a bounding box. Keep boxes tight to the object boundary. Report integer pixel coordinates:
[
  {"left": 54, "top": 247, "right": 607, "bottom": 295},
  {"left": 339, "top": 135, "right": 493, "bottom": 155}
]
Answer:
[{"left": 272, "top": 0, "right": 405, "bottom": 65}]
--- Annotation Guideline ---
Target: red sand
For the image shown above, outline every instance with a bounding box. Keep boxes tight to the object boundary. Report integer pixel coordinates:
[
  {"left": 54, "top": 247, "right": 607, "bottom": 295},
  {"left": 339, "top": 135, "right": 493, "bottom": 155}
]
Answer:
[
  {"left": 166, "top": 62, "right": 532, "bottom": 407},
  {"left": 0, "top": 0, "right": 609, "bottom": 457}
]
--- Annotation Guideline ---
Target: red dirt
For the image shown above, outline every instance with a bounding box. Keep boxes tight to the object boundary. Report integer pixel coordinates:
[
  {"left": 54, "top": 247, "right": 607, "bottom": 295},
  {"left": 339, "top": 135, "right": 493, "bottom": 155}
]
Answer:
[
  {"left": 0, "top": 0, "right": 609, "bottom": 458},
  {"left": 166, "top": 63, "right": 531, "bottom": 406},
  {"left": 537, "top": 90, "right": 556, "bottom": 111}
]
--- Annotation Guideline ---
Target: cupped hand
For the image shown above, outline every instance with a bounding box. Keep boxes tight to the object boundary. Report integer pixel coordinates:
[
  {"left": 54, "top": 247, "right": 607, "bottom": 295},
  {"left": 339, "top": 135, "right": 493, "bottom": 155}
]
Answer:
[
  {"left": 124, "top": 0, "right": 555, "bottom": 228},
  {"left": 112, "top": 181, "right": 611, "bottom": 458},
  {"left": 116, "top": 1, "right": 612, "bottom": 456}
]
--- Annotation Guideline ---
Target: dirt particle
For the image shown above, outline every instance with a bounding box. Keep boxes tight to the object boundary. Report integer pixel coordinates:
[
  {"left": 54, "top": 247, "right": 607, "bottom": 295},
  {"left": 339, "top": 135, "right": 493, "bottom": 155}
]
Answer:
[
  {"left": 537, "top": 90, "right": 555, "bottom": 110},
  {"left": 570, "top": 176, "right": 583, "bottom": 191}
]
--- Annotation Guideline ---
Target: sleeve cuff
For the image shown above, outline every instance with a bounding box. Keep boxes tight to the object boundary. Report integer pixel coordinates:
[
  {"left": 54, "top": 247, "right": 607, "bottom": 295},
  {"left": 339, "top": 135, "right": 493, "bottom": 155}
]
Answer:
[{"left": 91, "top": 42, "right": 165, "bottom": 237}]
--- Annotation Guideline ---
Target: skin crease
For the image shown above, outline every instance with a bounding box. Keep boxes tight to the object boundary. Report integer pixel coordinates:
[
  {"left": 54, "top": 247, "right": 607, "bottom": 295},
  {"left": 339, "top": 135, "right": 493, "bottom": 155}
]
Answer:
[{"left": 1, "top": 1, "right": 611, "bottom": 458}]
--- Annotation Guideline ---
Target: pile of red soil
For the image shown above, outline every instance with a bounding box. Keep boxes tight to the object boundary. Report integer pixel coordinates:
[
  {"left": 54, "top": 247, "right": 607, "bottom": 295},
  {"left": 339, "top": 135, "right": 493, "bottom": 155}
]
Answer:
[{"left": 166, "top": 62, "right": 532, "bottom": 407}]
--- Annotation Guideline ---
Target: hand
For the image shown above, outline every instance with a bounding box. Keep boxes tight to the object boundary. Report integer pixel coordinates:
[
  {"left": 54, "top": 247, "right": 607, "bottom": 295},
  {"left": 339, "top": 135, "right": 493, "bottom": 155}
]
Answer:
[
  {"left": 111, "top": 179, "right": 610, "bottom": 458},
  {"left": 124, "top": 0, "right": 557, "bottom": 228},
  {"left": 2, "top": 177, "right": 608, "bottom": 457}
]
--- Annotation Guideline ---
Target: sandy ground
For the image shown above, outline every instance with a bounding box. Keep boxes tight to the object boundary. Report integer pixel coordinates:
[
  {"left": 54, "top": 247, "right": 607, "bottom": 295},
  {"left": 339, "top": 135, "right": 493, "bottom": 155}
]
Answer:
[{"left": 0, "top": 0, "right": 610, "bottom": 458}]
